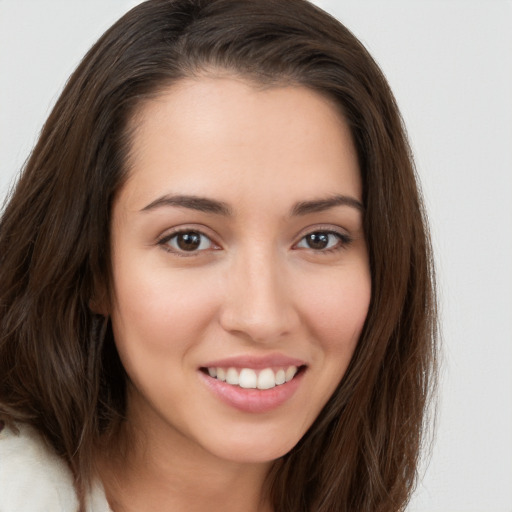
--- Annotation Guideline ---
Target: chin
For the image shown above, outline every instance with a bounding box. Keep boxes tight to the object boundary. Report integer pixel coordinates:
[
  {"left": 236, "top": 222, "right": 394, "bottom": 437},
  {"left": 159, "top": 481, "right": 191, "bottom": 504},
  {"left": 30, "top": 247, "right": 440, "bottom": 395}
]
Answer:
[{"left": 196, "top": 423, "right": 307, "bottom": 465}]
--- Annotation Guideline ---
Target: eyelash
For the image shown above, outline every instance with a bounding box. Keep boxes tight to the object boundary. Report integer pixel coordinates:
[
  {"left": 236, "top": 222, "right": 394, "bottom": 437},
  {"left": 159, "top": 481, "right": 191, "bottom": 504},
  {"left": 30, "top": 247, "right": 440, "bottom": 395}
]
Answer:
[{"left": 157, "top": 228, "right": 353, "bottom": 256}]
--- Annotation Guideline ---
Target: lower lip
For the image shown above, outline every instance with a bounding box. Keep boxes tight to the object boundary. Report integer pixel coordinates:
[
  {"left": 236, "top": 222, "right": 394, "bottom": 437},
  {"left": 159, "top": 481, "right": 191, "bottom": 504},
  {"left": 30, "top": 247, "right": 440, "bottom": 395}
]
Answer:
[{"left": 199, "top": 370, "right": 304, "bottom": 413}]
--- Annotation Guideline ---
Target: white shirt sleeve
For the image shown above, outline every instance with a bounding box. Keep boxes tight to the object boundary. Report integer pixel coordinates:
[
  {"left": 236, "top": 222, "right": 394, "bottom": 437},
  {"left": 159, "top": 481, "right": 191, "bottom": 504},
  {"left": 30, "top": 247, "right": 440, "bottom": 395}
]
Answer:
[{"left": 0, "top": 422, "right": 79, "bottom": 512}]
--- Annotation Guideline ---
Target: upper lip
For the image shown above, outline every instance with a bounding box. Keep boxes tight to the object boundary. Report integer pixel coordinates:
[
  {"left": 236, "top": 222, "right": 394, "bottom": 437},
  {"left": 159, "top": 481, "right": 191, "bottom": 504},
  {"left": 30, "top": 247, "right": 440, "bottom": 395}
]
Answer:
[{"left": 200, "top": 354, "right": 307, "bottom": 370}]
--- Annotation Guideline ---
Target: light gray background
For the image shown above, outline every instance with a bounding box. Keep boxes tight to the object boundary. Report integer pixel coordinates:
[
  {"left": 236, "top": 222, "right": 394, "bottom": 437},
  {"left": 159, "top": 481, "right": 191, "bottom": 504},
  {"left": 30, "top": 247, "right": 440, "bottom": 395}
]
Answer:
[{"left": 1, "top": 1, "right": 511, "bottom": 511}]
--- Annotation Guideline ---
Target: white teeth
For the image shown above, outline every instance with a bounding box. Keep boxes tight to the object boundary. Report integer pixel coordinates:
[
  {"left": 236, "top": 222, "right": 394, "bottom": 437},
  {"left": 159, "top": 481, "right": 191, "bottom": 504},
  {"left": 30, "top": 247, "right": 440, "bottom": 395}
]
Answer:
[
  {"left": 226, "top": 367, "right": 239, "bottom": 385},
  {"left": 285, "top": 366, "right": 298, "bottom": 382},
  {"left": 216, "top": 368, "right": 226, "bottom": 381},
  {"left": 207, "top": 365, "right": 301, "bottom": 389},
  {"left": 257, "top": 368, "right": 276, "bottom": 390},
  {"left": 239, "top": 368, "right": 258, "bottom": 388},
  {"left": 275, "top": 369, "right": 286, "bottom": 385}
]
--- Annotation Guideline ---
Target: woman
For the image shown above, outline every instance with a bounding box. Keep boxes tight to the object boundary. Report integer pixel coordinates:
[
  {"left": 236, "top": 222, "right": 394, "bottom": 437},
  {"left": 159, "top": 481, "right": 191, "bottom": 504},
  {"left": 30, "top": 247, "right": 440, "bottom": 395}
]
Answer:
[{"left": 0, "top": 0, "right": 437, "bottom": 511}]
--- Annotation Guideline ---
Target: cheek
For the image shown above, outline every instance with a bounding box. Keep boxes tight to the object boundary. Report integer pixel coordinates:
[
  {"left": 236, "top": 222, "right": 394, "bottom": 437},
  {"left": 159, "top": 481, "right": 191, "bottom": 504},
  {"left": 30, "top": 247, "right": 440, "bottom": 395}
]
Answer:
[
  {"left": 110, "top": 265, "right": 221, "bottom": 357},
  {"left": 302, "top": 267, "right": 371, "bottom": 356}
]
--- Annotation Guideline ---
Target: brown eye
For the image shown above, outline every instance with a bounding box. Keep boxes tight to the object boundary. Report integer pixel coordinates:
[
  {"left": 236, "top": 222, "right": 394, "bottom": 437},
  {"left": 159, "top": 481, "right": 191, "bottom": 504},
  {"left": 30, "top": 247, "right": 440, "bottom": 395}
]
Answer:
[
  {"left": 295, "top": 231, "right": 351, "bottom": 252},
  {"left": 177, "top": 232, "right": 201, "bottom": 251},
  {"left": 164, "top": 231, "right": 214, "bottom": 253},
  {"left": 304, "top": 232, "right": 330, "bottom": 250}
]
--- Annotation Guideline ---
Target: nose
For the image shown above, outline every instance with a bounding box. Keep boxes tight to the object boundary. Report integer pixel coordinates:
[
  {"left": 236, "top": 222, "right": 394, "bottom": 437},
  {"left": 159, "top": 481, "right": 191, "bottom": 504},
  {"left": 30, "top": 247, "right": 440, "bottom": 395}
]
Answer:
[{"left": 218, "top": 248, "right": 299, "bottom": 344}]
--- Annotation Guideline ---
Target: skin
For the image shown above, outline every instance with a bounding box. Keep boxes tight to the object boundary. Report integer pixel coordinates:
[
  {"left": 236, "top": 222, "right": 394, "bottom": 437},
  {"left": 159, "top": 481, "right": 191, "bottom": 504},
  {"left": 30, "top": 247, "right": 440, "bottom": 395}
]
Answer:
[{"left": 98, "top": 75, "right": 371, "bottom": 512}]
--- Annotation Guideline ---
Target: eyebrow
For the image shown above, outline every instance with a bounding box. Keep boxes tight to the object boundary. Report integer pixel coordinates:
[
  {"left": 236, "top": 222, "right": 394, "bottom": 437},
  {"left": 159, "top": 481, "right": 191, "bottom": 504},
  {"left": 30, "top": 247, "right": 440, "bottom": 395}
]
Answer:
[
  {"left": 141, "top": 194, "right": 233, "bottom": 216},
  {"left": 291, "top": 195, "right": 364, "bottom": 216},
  {"left": 140, "top": 193, "right": 363, "bottom": 216}
]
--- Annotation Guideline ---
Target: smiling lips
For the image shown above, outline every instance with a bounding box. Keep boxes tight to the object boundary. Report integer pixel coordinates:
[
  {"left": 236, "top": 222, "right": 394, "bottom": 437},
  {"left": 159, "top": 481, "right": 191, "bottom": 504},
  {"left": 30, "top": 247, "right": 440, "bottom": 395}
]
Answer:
[
  {"left": 200, "top": 356, "right": 306, "bottom": 413},
  {"left": 206, "top": 366, "right": 299, "bottom": 390}
]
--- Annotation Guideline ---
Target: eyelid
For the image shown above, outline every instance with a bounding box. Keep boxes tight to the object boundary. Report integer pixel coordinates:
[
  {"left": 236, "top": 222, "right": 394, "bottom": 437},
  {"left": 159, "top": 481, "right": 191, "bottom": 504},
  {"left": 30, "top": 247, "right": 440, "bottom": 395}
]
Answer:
[{"left": 294, "top": 224, "right": 352, "bottom": 241}]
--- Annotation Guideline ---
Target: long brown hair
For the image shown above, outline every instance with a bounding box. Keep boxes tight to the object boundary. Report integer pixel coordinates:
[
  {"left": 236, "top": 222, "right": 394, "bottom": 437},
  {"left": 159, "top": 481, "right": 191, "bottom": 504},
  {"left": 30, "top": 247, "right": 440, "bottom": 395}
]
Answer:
[{"left": 0, "top": 1, "right": 437, "bottom": 510}]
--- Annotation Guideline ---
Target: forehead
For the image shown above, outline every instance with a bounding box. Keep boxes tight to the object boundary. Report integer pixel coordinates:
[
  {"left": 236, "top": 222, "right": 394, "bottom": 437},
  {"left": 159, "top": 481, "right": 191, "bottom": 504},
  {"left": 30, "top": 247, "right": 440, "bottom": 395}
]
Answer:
[{"left": 119, "top": 76, "right": 361, "bottom": 211}]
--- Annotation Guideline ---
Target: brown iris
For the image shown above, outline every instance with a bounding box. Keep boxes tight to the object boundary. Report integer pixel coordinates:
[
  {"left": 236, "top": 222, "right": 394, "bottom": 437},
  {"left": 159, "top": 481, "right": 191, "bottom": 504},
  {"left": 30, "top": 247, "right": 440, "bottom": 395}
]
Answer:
[
  {"left": 176, "top": 232, "right": 202, "bottom": 251},
  {"left": 305, "top": 232, "right": 331, "bottom": 250}
]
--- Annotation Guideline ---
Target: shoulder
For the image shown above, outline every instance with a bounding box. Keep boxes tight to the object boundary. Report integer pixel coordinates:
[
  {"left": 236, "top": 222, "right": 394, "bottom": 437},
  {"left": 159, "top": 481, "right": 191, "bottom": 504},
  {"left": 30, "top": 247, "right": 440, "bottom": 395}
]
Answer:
[{"left": 0, "top": 421, "right": 79, "bottom": 512}]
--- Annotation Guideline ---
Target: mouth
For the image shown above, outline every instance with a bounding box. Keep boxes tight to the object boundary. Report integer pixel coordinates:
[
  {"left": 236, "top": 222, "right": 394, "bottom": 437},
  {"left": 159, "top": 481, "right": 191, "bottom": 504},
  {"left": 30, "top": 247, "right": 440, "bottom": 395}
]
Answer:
[
  {"left": 200, "top": 365, "right": 306, "bottom": 390},
  {"left": 198, "top": 355, "right": 308, "bottom": 413}
]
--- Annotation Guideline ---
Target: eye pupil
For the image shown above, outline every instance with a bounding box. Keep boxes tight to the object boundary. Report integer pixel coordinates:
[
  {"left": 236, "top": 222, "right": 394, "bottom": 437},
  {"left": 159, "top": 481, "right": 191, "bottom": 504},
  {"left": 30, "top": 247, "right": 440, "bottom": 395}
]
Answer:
[
  {"left": 306, "top": 232, "right": 330, "bottom": 250},
  {"left": 177, "top": 232, "right": 201, "bottom": 251}
]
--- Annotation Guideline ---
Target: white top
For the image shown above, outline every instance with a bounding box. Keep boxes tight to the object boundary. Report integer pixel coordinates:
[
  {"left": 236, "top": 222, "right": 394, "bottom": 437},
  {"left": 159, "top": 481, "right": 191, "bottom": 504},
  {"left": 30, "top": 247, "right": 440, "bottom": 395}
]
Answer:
[{"left": 0, "top": 423, "right": 112, "bottom": 512}]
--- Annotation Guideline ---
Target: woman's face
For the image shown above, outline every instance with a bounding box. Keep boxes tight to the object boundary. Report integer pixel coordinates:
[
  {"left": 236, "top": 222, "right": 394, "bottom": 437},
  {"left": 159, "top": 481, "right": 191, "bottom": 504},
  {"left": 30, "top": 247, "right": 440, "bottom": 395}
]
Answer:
[{"left": 108, "top": 76, "right": 371, "bottom": 464}]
